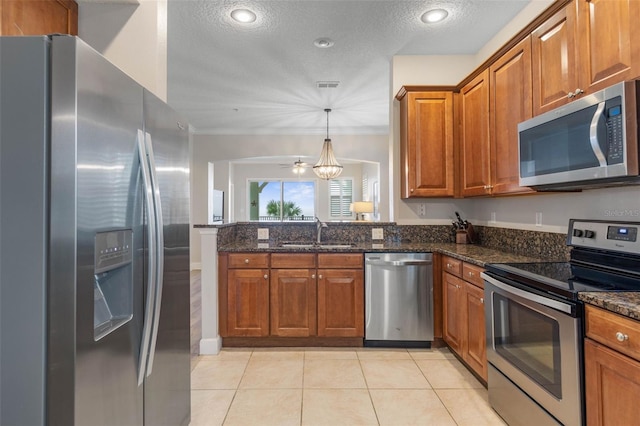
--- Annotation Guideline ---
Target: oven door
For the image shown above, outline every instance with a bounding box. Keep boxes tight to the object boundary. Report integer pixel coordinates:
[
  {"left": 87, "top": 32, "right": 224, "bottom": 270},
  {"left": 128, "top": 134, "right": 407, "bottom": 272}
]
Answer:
[{"left": 482, "top": 273, "right": 583, "bottom": 426}]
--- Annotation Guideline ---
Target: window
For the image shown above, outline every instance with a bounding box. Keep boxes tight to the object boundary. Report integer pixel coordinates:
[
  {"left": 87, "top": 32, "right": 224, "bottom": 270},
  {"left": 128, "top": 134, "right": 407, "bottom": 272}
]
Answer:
[
  {"left": 329, "top": 178, "right": 353, "bottom": 219},
  {"left": 248, "top": 180, "right": 316, "bottom": 221}
]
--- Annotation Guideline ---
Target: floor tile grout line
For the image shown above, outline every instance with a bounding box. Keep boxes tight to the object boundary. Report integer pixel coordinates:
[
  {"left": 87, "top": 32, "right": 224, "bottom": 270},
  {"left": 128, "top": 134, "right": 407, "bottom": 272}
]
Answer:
[{"left": 221, "top": 349, "right": 253, "bottom": 426}]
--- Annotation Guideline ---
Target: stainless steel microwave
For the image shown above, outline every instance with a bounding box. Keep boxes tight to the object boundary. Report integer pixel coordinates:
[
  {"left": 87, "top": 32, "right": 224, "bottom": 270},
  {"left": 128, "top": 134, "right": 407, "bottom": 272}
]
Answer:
[{"left": 518, "top": 80, "right": 640, "bottom": 190}]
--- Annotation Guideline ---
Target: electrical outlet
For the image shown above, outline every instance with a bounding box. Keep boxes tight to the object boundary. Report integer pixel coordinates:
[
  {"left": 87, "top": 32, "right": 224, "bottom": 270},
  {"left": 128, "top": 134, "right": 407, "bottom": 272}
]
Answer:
[
  {"left": 490, "top": 212, "right": 497, "bottom": 223},
  {"left": 535, "top": 212, "right": 543, "bottom": 227},
  {"left": 372, "top": 228, "right": 384, "bottom": 240},
  {"left": 417, "top": 203, "right": 427, "bottom": 217},
  {"left": 257, "top": 228, "right": 269, "bottom": 240}
]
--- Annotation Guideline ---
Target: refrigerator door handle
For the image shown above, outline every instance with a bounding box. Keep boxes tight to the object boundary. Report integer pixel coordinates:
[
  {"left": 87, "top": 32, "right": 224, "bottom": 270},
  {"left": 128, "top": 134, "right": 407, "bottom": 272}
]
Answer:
[
  {"left": 143, "top": 131, "right": 165, "bottom": 377},
  {"left": 136, "top": 129, "right": 158, "bottom": 386}
]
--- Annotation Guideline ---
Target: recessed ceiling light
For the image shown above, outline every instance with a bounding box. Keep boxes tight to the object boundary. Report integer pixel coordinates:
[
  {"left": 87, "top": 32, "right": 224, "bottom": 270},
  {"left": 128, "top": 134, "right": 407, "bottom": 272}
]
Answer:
[
  {"left": 230, "top": 9, "right": 257, "bottom": 23},
  {"left": 313, "top": 38, "right": 334, "bottom": 49},
  {"left": 421, "top": 8, "right": 448, "bottom": 24}
]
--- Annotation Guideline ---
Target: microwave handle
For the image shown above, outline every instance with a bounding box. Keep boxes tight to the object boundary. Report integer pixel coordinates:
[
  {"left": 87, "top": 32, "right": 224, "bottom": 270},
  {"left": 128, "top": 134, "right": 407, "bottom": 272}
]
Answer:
[{"left": 589, "top": 101, "right": 607, "bottom": 167}]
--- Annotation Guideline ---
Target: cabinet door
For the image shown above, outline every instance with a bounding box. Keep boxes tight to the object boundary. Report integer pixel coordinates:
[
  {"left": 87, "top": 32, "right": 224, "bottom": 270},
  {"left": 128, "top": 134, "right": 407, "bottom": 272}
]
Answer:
[
  {"left": 317, "top": 269, "right": 364, "bottom": 337},
  {"left": 1, "top": 0, "right": 78, "bottom": 35},
  {"left": 443, "top": 272, "right": 464, "bottom": 353},
  {"left": 585, "top": 338, "right": 640, "bottom": 426},
  {"left": 531, "top": 3, "right": 578, "bottom": 115},
  {"left": 400, "top": 91, "right": 454, "bottom": 198},
  {"left": 227, "top": 269, "right": 269, "bottom": 336},
  {"left": 464, "top": 282, "right": 487, "bottom": 381},
  {"left": 489, "top": 37, "right": 535, "bottom": 196},
  {"left": 270, "top": 269, "right": 317, "bottom": 337},
  {"left": 576, "top": 0, "right": 640, "bottom": 95},
  {"left": 460, "top": 70, "right": 491, "bottom": 197}
]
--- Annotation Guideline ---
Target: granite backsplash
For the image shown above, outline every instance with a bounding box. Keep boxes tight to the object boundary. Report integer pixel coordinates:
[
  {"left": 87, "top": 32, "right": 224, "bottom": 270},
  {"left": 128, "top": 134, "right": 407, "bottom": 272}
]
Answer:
[{"left": 212, "top": 222, "right": 570, "bottom": 261}]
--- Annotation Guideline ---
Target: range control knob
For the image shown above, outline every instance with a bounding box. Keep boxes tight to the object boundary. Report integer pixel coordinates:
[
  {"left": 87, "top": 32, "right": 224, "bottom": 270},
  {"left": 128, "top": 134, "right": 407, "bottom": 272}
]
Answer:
[
  {"left": 573, "top": 229, "right": 584, "bottom": 238},
  {"left": 584, "top": 230, "right": 595, "bottom": 239}
]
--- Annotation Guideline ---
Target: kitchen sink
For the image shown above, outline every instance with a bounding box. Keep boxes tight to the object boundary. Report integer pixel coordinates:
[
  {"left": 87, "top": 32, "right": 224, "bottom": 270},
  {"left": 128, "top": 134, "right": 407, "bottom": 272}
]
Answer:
[{"left": 278, "top": 242, "right": 355, "bottom": 249}]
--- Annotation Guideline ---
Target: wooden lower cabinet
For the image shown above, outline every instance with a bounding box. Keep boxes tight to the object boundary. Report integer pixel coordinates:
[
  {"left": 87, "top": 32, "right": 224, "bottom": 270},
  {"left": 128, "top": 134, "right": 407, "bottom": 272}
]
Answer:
[
  {"left": 464, "top": 282, "right": 487, "bottom": 380},
  {"left": 443, "top": 272, "right": 464, "bottom": 353},
  {"left": 221, "top": 252, "right": 364, "bottom": 342},
  {"left": 585, "top": 338, "right": 640, "bottom": 426},
  {"left": 270, "top": 268, "right": 316, "bottom": 337},
  {"left": 442, "top": 255, "right": 487, "bottom": 381},
  {"left": 227, "top": 268, "right": 270, "bottom": 336},
  {"left": 317, "top": 268, "right": 364, "bottom": 337}
]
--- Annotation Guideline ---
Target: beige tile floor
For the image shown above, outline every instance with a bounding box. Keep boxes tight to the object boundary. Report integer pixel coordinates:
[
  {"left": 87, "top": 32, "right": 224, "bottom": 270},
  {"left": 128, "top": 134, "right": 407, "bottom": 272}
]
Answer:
[{"left": 190, "top": 347, "right": 507, "bottom": 426}]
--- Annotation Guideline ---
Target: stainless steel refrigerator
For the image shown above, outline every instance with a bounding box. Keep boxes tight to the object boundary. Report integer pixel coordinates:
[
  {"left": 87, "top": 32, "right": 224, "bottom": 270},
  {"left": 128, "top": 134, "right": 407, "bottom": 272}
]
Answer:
[{"left": 0, "top": 35, "right": 191, "bottom": 425}]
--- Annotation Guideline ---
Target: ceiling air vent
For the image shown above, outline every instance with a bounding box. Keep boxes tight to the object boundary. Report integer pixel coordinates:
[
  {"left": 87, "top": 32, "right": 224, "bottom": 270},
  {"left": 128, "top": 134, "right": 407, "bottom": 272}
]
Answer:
[{"left": 316, "top": 81, "right": 340, "bottom": 89}]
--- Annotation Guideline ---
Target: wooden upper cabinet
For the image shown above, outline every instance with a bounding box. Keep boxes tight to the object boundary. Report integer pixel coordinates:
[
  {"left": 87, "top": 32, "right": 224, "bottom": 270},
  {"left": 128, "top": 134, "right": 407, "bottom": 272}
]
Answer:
[
  {"left": 531, "top": 2, "right": 578, "bottom": 115},
  {"left": 489, "top": 36, "right": 534, "bottom": 196},
  {"left": 1, "top": 0, "right": 78, "bottom": 35},
  {"left": 398, "top": 89, "right": 455, "bottom": 198},
  {"left": 576, "top": 0, "right": 640, "bottom": 94},
  {"left": 460, "top": 69, "right": 491, "bottom": 197}
]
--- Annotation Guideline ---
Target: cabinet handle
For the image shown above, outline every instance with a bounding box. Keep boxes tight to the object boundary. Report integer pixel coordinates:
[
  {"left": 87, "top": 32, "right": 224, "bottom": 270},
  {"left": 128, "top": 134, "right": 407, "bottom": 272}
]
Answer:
[
  {"left": 483, "top": 185, "right": 494, "bottom": 190},
  {"left": 616, "top": 332, "right": 629, "bottom": 342},
  {"left": 244, "top": 259, "right": 250, "bottom": 264},
  {"left": 447, "top": 263, "right": 453, "bottom": 268},
  {"left": 468, "top": 271, "right": 474, "bottom": 277},
  {"left": 264, "top": 274, "right": 268, "bottom": 280}
]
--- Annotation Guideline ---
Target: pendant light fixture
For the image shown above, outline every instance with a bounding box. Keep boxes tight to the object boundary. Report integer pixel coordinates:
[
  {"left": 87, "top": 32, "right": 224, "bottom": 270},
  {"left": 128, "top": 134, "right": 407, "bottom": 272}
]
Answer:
[{"left": 313, "top": 108, "right": 343, "bottom": 180}]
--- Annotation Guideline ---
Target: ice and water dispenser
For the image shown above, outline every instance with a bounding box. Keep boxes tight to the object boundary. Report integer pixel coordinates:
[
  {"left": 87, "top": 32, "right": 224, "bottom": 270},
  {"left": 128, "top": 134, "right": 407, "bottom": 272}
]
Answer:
[{"left": 93, "top": 229, "right": 134, "bottom": 341}]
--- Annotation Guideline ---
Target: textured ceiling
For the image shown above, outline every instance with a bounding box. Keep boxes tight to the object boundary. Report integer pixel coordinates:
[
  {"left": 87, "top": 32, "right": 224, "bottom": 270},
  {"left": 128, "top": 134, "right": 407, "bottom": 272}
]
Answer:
[{"left": 167, "top": 0, "right": 532, "bottom": 135}]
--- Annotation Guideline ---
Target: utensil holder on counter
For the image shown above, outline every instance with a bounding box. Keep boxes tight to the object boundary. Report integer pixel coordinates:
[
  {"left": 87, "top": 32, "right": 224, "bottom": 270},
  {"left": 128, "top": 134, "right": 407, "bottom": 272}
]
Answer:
[{"left": 456, "top": 230, "right": 469, "bottom": 244}]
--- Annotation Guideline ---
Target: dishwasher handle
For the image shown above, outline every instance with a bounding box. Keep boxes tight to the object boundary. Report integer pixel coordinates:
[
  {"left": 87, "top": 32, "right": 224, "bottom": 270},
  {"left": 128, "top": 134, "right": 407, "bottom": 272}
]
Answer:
[{"left": 366, "top": 259, "right": 432, "bottom": 266}]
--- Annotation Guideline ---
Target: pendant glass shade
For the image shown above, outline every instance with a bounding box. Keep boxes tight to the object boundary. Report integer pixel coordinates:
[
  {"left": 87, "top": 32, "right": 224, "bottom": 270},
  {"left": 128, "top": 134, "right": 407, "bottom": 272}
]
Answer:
[{"left": 313, "top": 109, "right": 343, "bottom": 180}]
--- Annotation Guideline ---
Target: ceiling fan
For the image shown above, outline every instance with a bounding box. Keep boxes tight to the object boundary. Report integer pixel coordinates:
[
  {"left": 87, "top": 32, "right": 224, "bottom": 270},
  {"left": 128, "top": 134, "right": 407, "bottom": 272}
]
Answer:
[{"left": 279, "top": 158, "right": 312, "bottom": 174}]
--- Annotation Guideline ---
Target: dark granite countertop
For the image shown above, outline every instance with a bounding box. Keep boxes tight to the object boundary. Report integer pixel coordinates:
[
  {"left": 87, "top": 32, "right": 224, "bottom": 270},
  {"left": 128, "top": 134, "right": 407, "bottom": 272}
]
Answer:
[
  {"left": 579, "top": 292, "right": 640, "bottom": 321},
  {"left": 217, "top": 241, "right": 543, "bottom": 267}
]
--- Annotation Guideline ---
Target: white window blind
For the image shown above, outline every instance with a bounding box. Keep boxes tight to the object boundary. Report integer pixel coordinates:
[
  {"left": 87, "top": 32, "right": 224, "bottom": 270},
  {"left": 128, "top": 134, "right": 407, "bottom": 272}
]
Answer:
[{"left": 329, "top": 178, "right": 353, "bottom": 218}]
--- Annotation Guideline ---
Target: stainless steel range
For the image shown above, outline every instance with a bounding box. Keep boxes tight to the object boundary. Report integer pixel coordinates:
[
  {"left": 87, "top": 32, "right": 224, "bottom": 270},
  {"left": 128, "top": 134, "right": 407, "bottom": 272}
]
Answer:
[{"left": 482, "top": 219, "right": 640, "bottom": 426}]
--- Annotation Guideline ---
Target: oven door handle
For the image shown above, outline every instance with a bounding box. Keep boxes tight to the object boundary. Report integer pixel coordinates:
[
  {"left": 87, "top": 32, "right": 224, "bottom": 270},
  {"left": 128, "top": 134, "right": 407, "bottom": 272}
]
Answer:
[{"left": 481, "top": 273, "right": 573, "bottom": 315}]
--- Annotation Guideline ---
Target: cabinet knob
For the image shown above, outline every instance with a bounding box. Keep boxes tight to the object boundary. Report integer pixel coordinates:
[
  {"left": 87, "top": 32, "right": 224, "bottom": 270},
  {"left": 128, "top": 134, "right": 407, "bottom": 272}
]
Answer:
[
  {"left": 264, "top": 274, "right": 268, "bottom": 280},
  {"left": 468, "top": 271, "right": 474, "bottom": 277},
  {"left": 480, "top": 297, "right": 484, "bottom": 304},
  {"left": 447, "top": 263, "right": 452, "bottom": 268},
  {"left": 244, "top": 258, "right": 250, "bottom": 264},
  {"left": 410, "top": 188, "right": 414, "bottom": 193},
  {"left": 575, "top": 88, "right": 584, "bottom": 96},
  {"left": 616, "top": 332, "right": 629, "bottom": 342},
  {"left": 456, "top": 284, "right": 460, "bottom": 289},
  {"left": 312, "top": 274, "right": 316, "bottom": 279},
  {"left": 483, "top": 185, "right": 493, "bottom": 190},
  {"left": 567, "top": 91, "right": 575, "bottom": 99},
  {"left": 318, "top": 274, "right": 323, "bottom": 280}
]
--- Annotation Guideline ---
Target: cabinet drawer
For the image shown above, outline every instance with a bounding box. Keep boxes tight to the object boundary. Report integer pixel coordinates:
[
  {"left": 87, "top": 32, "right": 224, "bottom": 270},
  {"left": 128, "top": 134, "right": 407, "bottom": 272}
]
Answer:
[
  {"left": 318, "top": 253, "right": 363, "bottom": 269},
  {"left": 271, "top": 253, "right": 316, "bottom": 268},
  {"left": 442, "top": 256, "right": 462, "bottom": 277},
  {"left": 586, "top": 305, "right": 640, "bottom": 362},
  {"left": 228, "top": 253, "right": 270, "bottom": 268},
  {"left": 462, "top": 263, "right": 484, "bottom": 289}
]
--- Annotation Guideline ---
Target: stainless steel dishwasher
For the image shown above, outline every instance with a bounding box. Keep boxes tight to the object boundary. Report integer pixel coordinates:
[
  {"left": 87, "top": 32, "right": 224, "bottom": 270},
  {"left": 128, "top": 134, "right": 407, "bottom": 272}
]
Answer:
[{"left": 364, "top": 253, "right": 433, "bottom": 347}]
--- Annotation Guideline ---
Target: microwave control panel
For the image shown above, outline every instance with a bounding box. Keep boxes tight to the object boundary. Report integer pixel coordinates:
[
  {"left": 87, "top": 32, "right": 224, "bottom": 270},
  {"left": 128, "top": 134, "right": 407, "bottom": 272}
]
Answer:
[{"left": 605, "top": 98, "right": 624, "bottom": 164}]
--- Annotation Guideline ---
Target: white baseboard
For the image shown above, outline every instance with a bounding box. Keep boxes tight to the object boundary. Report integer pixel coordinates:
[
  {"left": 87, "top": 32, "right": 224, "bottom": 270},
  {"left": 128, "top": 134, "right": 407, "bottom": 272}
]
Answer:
[{"left": 199, "top": 337, "right": 222, "bottom": 355}]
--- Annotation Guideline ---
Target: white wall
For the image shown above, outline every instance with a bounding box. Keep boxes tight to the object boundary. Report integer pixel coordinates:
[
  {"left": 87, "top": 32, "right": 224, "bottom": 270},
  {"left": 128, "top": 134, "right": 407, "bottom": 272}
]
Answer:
[
  {"left": 190, "top": 133, "right": 388, "bottom": 265},
  {"left": 78, "top": 0, "right": 168, "bottom": 100}
]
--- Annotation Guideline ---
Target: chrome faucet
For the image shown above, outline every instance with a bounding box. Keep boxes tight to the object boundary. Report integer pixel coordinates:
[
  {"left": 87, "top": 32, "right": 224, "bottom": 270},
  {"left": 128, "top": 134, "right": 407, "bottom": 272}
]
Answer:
[{"left": 315, "top": 216, "right": 328, "bottom": 243}]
